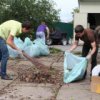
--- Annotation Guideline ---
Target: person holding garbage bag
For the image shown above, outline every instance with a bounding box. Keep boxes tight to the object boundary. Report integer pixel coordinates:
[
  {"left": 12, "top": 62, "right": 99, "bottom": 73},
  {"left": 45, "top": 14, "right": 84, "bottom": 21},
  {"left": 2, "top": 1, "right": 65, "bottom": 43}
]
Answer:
[
  {"left": 66, "top": 25, "right": 99, "bottom": 79},
  {"left": 0, "top": 20, "right": 31, "bottom": 80}
]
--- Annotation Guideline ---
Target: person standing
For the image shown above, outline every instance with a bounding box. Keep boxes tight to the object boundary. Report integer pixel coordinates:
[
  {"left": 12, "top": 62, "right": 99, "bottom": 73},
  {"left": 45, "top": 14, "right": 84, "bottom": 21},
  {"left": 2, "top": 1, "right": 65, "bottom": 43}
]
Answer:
[
  {"left": 67, "top": 25, "right": 98, "bottom": 79},
  {"left": 36, "top": 21, "right": 50, "bottom": 42},
  {"left": 0, "top": 20, "right": 31, "bottom": 80}
]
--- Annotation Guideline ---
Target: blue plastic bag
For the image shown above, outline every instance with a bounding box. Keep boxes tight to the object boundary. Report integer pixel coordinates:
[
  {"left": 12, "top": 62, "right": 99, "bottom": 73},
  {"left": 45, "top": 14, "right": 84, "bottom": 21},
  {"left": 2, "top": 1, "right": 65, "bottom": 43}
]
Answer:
[
  {"left": 14, "top": 37, "right": 24, "bottom": 49},
  {"left": 64, "top": 52, "right": 88, "bottom": 83},
  {"left": 7, "top": 45, "right": 19, "bottom": 58},
  {"left": 33, "top": 38, "right": 50, "bottom": 56},
  {"left": 8, "top": 37, "right": 50, "bottom": 58},
  {"left": 23, "top": 37, "right": 33, "bottom": 48}
]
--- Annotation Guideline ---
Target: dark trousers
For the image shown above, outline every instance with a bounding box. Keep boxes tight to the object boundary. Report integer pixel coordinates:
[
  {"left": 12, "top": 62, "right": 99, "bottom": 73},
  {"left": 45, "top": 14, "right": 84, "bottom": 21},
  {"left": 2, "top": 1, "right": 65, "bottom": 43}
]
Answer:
[
  {"left": 0, "top": 38, "right": 9, "bottom": 77},
  {"left": 82, "top": 43, "right": 98, "bottom": 78}
]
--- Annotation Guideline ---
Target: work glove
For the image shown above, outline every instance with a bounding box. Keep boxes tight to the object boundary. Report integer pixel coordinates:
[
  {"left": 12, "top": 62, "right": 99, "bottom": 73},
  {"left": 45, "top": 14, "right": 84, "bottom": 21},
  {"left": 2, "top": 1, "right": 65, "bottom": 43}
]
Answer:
[{"left": 86, "top": 54, "right": 91, "bottom": 60}]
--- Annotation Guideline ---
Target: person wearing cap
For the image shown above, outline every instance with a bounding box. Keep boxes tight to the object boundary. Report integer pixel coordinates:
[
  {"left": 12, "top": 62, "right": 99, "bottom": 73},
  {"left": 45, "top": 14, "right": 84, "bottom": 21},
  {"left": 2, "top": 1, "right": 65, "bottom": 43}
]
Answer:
[
  {"left": 0, "top": 20, "right": 31, "bottom": 80},
  {"left": 66, "top": 25, "right": 99, "bottom": 79}
]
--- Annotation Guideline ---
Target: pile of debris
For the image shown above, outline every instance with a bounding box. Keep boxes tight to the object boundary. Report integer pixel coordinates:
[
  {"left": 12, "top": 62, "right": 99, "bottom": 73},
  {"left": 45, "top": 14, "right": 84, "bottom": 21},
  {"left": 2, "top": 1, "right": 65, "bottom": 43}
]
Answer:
[{"left": 17, "top": 67, "right": 63, "bottom": 84}]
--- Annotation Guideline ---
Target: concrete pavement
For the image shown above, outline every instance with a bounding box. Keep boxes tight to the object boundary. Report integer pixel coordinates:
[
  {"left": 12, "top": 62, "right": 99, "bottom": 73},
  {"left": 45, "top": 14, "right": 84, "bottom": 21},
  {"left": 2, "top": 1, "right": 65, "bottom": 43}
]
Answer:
[{"left": 0, "top": 45, "right": 100, "bottom": 100}]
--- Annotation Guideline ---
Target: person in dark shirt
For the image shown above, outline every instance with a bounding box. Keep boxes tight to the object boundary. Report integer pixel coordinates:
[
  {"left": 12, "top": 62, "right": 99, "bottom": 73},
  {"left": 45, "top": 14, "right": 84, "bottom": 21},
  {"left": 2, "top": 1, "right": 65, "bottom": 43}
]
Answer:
[{"left": 67, "top": 25, "right": 98, "bottom": 79}]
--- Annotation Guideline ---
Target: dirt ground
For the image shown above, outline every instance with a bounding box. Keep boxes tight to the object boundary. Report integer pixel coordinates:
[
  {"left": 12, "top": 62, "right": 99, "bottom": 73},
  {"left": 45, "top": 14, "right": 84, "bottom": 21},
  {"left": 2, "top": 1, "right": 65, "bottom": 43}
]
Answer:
[{"left": 8, "top": 52, "right": 64, "bottom": 84}]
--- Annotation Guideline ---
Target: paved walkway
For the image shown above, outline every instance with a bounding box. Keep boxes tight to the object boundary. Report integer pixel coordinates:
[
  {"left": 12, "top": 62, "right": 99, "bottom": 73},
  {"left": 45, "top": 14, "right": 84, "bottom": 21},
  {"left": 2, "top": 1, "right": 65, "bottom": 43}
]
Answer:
[{"left": 0, "top": 45, "right": 100, "bottom": 100}]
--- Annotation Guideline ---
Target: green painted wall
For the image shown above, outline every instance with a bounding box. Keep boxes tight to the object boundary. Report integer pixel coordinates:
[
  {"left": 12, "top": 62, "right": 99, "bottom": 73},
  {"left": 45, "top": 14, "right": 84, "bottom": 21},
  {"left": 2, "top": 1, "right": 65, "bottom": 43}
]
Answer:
[{"left": 53, "top": 22, "right": 73, "bottom": 40}]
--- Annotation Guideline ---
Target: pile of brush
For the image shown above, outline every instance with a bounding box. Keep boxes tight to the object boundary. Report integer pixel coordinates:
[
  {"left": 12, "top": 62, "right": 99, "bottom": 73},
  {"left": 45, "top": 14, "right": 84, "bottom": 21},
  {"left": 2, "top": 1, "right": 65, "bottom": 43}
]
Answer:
[{"left": 17, "top": 67, "right": 63, "bottom": 84}]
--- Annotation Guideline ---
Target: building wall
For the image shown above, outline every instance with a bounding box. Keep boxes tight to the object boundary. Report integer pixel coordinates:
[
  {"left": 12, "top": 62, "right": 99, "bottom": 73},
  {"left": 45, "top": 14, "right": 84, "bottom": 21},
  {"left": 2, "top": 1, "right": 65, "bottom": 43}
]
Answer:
[
  {"left": 74, "top": 13, "right": 88, "bottom": 28},
  {"left": 73, "top": 13, "right": 87, "bottom": 44},
  {"left": 80, "top": 2, "right": 100, "bottom": 13},
  {"left": 74, "top": 1, "right": 100, "bottom": 28},
  {"left": 73, "top": 1, "right": 100, "bottom": 44}
]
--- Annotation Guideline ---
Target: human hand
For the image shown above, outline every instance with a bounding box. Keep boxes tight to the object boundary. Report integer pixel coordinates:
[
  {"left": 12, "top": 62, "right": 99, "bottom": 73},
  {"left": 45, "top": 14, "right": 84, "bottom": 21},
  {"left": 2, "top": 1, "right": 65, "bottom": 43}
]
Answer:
[
  {"left": 86, "top": 54, "right": 91, "bottom": 60},
  {"left": 17, "top": 49, "right": 24, "bottom": 58},
  {"left": 65, "top": 49, "right": 71, "bottom": 53},
  {"left": 17, "top": 49, "right": 22, "bottom": 54}
]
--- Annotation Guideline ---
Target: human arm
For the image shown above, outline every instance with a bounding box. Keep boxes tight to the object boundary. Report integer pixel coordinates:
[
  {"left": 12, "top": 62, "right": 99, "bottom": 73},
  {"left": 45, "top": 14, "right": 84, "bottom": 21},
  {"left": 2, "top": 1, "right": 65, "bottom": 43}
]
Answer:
[
  {"left": 86, "top": 29, "right": 97, "bottom": 60},
  {"left": 6, "top": 34, "right": 22, "bottom": 52},
  {"left": 46, "top": 26, "right": 50, "bottom": 39},
  {"left": 67, "top": 40, "right": 78, "bottom": 52},
  {"left": 86, "top": 41, "right": 96, "bottom": 59}
]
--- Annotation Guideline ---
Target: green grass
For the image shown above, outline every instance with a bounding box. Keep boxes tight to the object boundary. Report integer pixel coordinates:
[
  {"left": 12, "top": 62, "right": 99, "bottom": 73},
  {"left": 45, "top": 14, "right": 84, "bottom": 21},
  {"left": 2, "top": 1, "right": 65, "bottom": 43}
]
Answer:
[
  {"left": 49, "top": 47, "right": 62, "bottom": 54},
  {"left": 73, "top": 51, "right": 82, "bottom": 55}
]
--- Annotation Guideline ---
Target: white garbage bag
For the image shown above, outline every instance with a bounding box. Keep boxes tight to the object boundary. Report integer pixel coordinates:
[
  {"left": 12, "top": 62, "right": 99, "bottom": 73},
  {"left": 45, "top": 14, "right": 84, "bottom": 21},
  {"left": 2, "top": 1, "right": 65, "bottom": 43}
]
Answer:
[{"left": 92, "top": 65, "right": 100, "bottom": 76}]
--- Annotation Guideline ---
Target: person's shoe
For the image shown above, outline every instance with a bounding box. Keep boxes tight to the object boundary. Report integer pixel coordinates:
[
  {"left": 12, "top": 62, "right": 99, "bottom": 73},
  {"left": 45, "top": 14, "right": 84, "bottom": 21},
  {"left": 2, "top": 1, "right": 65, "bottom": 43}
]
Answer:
[{"left": 1, "top": 75, "right": 13, "bottom": 80}]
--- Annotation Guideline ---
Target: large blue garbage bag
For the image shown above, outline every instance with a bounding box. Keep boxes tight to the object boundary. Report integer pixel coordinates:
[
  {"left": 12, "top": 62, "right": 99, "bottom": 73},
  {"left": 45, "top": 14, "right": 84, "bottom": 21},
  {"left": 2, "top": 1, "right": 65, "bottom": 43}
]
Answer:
[
  {"left": 33, "top": 39, "right": 50, "bottom": 56},
  {"left": 23, "top": 44, "right": 40, "bottom": 57},
  {"left": 8, "top": 37, "right": 50, "bottom": 58},
  {"left": 22, "top": 37, "right": 40, "bottom": 57},
  {"left": 23, "top": 37, "right": 33, "bottom": 48},
  {"left": 14, "top": 37, "right": 24, "bottom": 49},
  {"left": 7, "top": 37, "right": 24, "bottom": 58},
  {"left": 7, "top": 45, "right": 19, "bottom": 58},
  {"left": 64, "top": 52, "right": 88, "bottom": 83},
  {"left": 23, "top": 38, "right": 49, "bottom": 57}
]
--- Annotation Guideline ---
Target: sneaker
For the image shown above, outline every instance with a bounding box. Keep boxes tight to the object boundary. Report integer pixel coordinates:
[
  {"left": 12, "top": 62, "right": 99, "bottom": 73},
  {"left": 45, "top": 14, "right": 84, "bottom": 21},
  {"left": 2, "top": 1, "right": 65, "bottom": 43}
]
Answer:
[{"left": 1, "top": 75, "right": 13, "bottom": 80}]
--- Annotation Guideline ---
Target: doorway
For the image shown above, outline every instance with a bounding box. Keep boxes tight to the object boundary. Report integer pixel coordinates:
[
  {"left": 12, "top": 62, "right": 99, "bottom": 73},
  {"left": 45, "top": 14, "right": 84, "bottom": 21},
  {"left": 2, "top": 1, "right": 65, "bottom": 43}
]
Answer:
[{"left": 88, "top": 13, "right": 100, "bottom": 30}]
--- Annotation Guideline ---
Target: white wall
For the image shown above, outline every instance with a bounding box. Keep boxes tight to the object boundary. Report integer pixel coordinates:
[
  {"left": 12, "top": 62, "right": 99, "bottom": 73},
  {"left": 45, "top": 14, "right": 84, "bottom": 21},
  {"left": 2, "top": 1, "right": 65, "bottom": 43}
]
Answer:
[
  {"left": 73, "top": 13, "right": 87, "bottom": 44},
  {"left": 80, "top": 2, "right": 100, "bottom": 13},
  {"left": 73, "top": 1, "right": 100, "bottom": 44},
  {"left": 74, "top": 13, "right": 87, "bottom": 28}
]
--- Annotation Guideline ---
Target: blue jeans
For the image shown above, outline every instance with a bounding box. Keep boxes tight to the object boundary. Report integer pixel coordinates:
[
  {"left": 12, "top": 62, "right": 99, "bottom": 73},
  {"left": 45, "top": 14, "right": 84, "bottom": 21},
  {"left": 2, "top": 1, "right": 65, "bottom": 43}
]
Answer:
[
  {"left": 0, "top": 38, "right": 9, "bottom": 77},
  {"left": 36, "top": 32, "right": 45, "bottom": 42}
]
